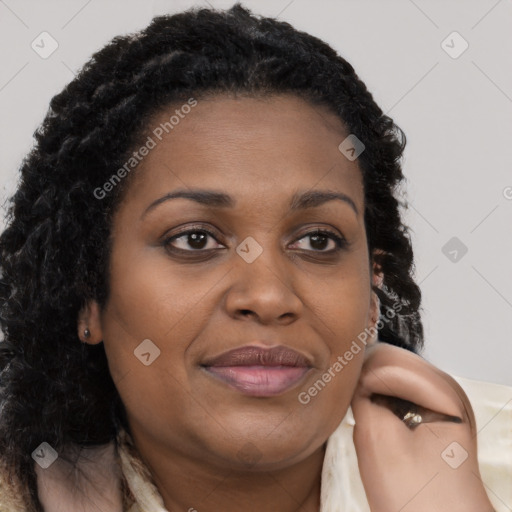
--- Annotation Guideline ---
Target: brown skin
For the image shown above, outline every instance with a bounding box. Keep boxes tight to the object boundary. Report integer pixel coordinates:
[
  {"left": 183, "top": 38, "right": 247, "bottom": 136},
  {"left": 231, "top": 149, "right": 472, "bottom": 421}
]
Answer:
[
  {"left": 78, "top": 94, "right": 381, "bottom": 512},
  {"left": 352, "top": 343, "right": 494, "bottom": 512}
]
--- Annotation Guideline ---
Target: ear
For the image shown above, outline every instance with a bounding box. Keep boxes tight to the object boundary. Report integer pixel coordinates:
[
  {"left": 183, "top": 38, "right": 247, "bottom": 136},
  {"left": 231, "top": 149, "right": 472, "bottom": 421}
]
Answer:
[
  {"left": 77, "top": 300, "right": 104, "bottom": 345},
  {"left": 367, "top": 251, "right": 384, "bottom": 345},
  {"left": 371, "top": 249, "right": 384, "bottom": 290}
]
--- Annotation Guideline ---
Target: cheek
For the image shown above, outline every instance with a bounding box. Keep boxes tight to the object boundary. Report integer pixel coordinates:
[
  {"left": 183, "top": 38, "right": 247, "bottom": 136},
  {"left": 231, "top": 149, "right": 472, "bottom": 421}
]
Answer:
[
  {"left": 104, "top": 244, "right": 227, "bottom": 344},
  {"left": 113, "top": 365, "right": 190, "bottom": 420},
  {"left": 296, "top": 266, "right": 370, "bottom": 418},
  {"left": 99, "top": 250, "right": 224, "bottom": 423},
  {"left": 310, "top": 269, "right": 372, "bottom": 350}
]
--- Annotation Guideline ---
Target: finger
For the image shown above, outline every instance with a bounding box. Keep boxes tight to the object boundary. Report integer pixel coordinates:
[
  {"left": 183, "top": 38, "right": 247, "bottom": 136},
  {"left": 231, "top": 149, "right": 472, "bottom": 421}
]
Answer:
[
  {"left": 353, "top": 343, "right": 475, "bottom": 430},
  {"left": 370, "top": 393, "right": 463, "bottom": 426}
]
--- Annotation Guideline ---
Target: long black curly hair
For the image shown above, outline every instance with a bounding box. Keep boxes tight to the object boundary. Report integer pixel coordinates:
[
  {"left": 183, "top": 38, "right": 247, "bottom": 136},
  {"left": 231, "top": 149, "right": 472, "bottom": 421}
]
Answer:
[{"left": 0, "top": 3, "right": 423, "bottom": 510}]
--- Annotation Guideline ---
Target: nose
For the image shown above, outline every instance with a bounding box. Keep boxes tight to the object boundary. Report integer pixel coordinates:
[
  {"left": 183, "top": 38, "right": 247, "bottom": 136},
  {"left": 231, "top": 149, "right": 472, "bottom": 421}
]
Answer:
[{"left": 223, "top": 245, "right": 303, "bottom": 326}]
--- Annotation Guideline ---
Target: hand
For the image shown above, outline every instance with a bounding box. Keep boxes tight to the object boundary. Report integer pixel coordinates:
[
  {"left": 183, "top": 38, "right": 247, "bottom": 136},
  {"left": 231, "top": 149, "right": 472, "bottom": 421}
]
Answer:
[{"left": 351, "top": 342, "right": 494, "bottom": 512}]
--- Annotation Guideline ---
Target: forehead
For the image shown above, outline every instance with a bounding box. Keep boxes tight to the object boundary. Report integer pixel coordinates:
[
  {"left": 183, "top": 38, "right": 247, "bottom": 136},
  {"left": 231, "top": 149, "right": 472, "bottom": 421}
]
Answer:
[{"left": 121, "top": 93, "right": 365, "bottom": 214}]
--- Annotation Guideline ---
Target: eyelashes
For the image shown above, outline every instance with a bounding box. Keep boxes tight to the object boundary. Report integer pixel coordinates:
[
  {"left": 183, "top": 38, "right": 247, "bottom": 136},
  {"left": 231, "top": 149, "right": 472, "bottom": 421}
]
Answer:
[
  {"left": 291, "top": 229, "right": 348, "bottom": 253},
  {"left": 162, "top": 226, "right": 349, "bottom": 257},
  {"left": 164, "top": 227, "right": 221, "bottom": 253}
]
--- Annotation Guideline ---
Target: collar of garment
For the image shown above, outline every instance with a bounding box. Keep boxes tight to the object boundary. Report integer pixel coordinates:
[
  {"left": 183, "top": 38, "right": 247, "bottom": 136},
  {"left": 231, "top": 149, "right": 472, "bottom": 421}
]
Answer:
[
  {"left": 1, "top": 407, "right": 366, "bottom": 512},
  {"left": 115, "top": 407, "right": 365, "bottom": 512},
  {"left": 2, "top": 375, "right": 510, "bottom": 511}
]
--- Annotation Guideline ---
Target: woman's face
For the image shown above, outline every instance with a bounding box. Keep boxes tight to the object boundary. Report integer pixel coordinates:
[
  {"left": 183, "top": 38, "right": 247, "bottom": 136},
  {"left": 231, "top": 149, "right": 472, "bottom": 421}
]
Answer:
[{"left": 88, "top": 94, "right": 379, "bottom": 470}]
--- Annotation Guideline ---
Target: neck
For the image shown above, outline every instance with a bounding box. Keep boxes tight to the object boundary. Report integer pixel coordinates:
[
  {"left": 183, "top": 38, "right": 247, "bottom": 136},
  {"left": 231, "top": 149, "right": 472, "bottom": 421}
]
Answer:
[{"left": 130, "top": 431, "right": 326, "bottom": 512}]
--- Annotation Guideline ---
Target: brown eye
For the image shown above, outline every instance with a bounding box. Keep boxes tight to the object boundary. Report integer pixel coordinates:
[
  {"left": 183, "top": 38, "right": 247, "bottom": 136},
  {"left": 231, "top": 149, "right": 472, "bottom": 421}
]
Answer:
[
  {"left": 290, "top": 229, "right": 347, "bottom": 253},
  {"left": 164, "top": 228, "right": 223, "bottom": 252}
]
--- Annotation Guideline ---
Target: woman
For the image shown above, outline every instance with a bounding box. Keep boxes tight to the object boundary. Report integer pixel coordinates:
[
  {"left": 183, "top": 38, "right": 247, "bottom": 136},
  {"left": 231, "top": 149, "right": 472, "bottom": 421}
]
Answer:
[{"left": 0, "top": 4, "right": 499, "bottom": 511}]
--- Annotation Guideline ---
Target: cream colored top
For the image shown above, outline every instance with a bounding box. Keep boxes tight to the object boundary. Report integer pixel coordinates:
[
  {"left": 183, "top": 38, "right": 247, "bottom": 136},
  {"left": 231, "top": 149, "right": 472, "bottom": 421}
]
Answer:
[
  {"left": 120, "top": 375, "right": 512, "bottom": 512},
  {"left": 1, "top": 375, "right": 511, "bottom": 511}
]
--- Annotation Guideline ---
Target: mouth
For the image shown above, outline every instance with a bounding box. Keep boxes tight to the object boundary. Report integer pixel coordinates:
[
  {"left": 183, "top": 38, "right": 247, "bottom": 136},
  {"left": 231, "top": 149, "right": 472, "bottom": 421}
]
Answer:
[{"left": 201, "top": 345, "right": 313, "bottom": 397}]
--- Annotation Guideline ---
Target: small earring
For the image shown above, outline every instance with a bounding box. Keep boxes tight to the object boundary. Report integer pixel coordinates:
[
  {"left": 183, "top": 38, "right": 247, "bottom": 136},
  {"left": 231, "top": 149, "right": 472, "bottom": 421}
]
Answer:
[{"left": 84, "top": 328, "right": 91, "bottom": 339}]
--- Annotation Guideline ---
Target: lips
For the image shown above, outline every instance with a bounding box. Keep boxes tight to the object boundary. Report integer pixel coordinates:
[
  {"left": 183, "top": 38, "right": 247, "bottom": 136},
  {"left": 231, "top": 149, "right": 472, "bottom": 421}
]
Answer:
[
  {"left": 202, "top": 345, "right": 313, "bottom": 397},
  {"left": 203, "top": 345, "right": 312, "bottom": 368}
]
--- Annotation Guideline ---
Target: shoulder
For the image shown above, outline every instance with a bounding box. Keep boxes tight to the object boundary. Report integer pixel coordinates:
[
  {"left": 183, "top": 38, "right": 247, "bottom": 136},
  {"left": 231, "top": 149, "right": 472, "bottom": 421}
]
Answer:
[{"left": 451, "top": 376, "right": 512, "bottom": 512}]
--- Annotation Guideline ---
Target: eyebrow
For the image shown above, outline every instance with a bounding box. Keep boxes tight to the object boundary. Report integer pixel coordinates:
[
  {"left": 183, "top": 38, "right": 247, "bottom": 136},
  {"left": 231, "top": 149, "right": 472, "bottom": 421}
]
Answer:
[{"left": 141, "top": 188, "right": 359, "bottom": 219}]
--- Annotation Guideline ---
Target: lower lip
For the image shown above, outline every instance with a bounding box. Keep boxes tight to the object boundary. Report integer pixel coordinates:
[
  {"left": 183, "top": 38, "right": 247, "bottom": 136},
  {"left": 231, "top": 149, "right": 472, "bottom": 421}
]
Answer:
[{"left": 203, "top": 365, "right": 311, "bottom": 397}]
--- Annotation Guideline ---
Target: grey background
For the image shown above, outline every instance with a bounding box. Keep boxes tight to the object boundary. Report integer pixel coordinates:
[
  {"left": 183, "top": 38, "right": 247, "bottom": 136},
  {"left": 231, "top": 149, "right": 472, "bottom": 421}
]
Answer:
[{"left": 1, "top": 0, "right": 511, "bottom": 385}]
